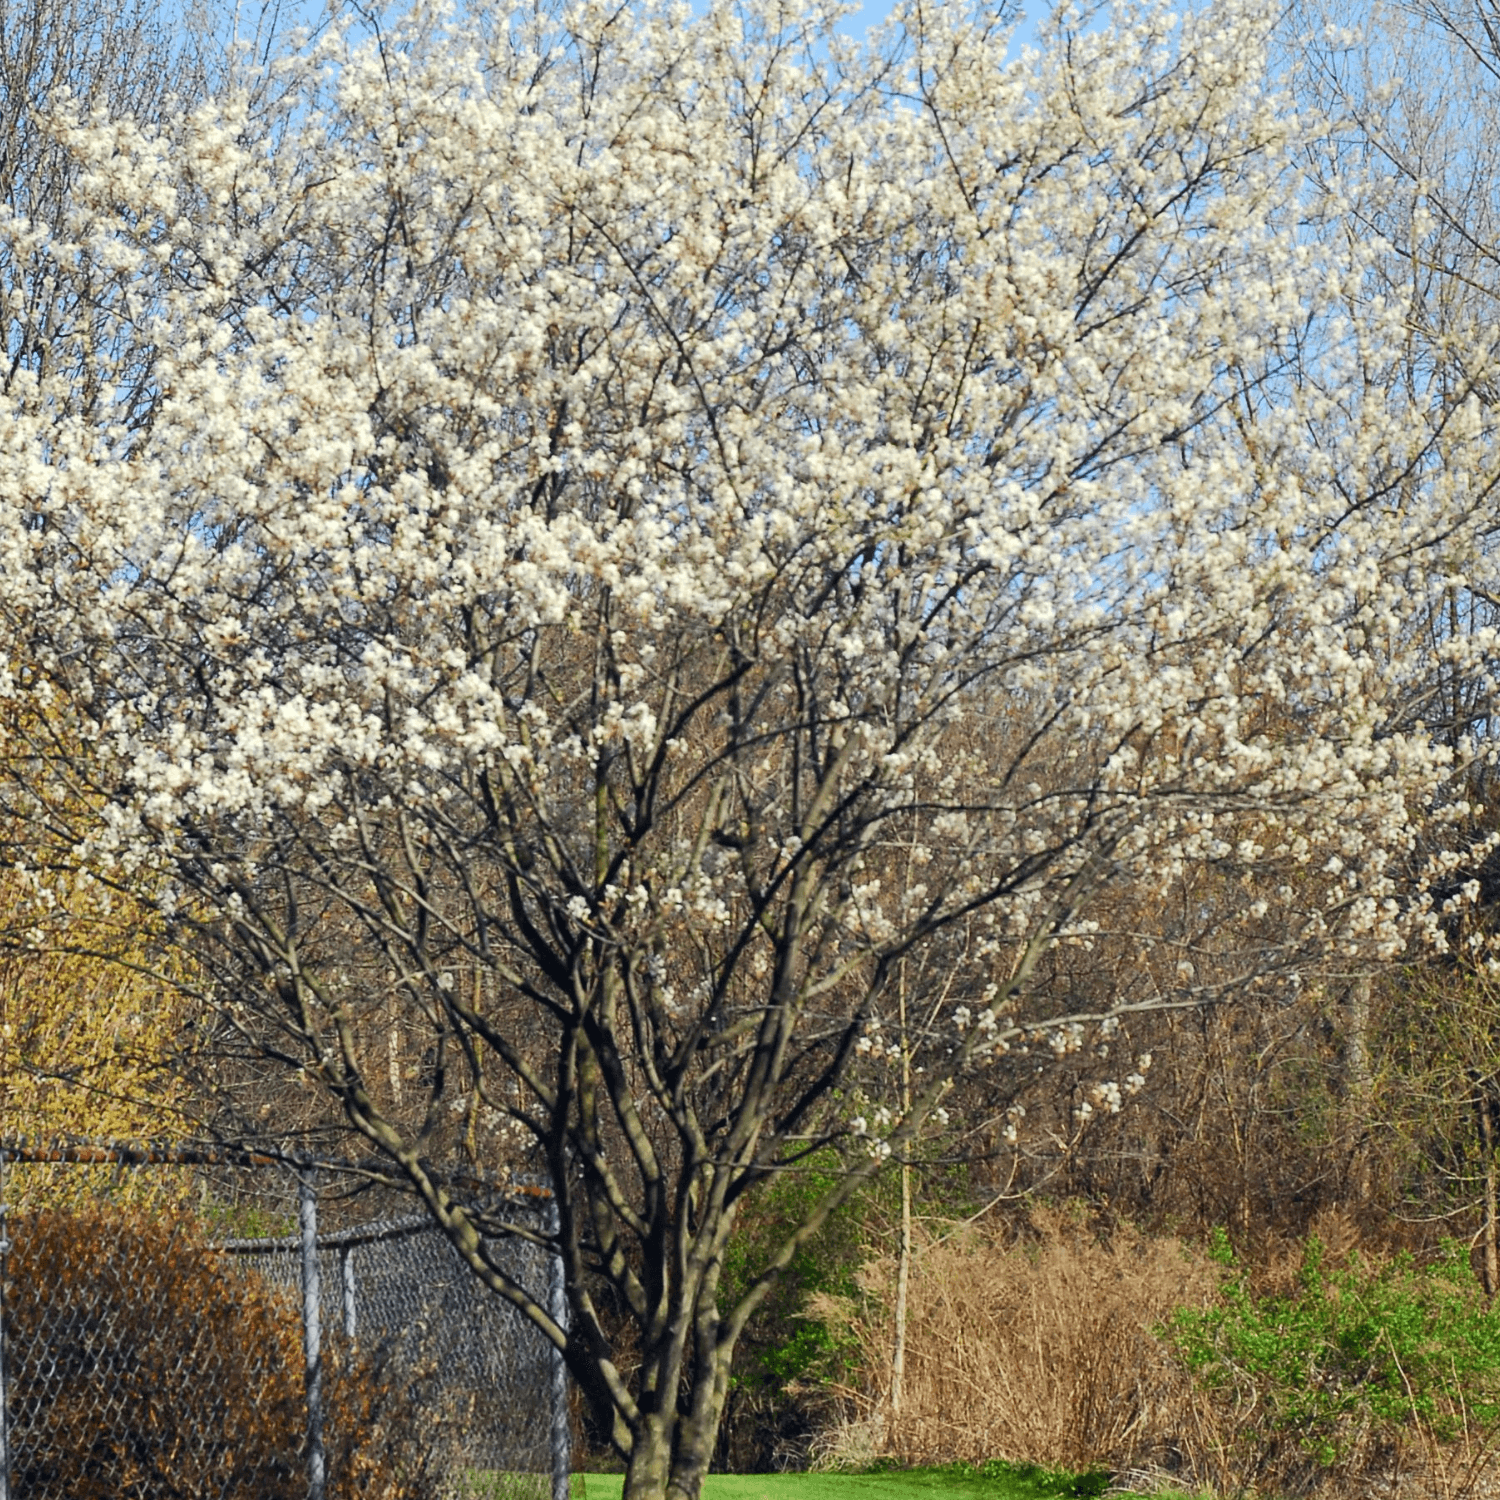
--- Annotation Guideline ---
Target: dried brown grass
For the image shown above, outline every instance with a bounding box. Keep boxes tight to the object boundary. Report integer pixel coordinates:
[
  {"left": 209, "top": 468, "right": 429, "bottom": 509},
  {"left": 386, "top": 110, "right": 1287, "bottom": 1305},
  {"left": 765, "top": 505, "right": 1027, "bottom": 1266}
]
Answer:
[
  {"left": 812, "top": 1203, "right": 1221, "bottom": 1476},
  {"left": 813, "top": 1205, "right": 1500, "bottom": 1500}
]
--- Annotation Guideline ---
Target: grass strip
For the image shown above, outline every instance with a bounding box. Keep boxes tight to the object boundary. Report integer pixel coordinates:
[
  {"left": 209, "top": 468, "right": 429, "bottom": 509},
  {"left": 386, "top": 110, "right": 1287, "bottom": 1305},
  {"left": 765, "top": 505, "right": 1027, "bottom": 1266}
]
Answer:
[
  {"left": 571, "top": 1462, "right": 1110, "bottom": 1500},
  {"left": 467, "top": 1463, "right": 1223, "bottom": 1500}
]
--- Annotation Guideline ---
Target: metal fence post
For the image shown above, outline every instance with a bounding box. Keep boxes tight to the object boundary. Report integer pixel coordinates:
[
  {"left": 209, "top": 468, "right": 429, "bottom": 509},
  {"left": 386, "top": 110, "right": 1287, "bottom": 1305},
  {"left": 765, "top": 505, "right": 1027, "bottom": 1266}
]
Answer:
[
  {"left": 548, "top": 1194, "right": 570, "bottom": 1500},
  {"left": 341, "top": 1247, "right": 357, "bottom": 1340},
  {"left": 299, "top": 1169, "right": 326, "bottom": 1500}
]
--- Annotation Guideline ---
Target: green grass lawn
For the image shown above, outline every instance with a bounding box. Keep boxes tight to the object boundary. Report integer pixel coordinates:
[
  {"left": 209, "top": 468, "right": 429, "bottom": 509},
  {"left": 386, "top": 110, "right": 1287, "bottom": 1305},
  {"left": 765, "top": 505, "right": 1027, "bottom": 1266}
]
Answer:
[
  {"left": 575, "top": 1470, "right": 1098, "bottom": 1500},
  {"left": 570, "top": 1463, "right": 1207, "bottom": 1500},
  {"left": 469, "top": 1463, "right": 1217, "bottom": 1500}
]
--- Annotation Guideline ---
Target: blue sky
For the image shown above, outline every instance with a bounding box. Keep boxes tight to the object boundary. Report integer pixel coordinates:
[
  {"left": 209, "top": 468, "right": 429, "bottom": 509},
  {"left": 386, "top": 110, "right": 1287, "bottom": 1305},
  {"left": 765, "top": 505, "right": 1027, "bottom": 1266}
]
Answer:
[
  {"left": 842, "top": 0, "right": 908, "bottom": 36},
  {"left": 827, "top": 0, "right": 1039, "bottom": 47},
  {"left": 216, "top": 0, "right": 1047, "bottom": 80},
  {"left": 801, "top": 0, "right": 1044, "bottom": 58}
]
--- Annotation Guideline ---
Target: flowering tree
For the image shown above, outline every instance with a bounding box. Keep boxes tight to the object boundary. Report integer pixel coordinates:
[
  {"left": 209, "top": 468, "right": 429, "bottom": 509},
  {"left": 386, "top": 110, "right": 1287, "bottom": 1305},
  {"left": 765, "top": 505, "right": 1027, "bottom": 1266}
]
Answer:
[
  {"left": 0, "top": 0, "right": 1497, "bottom": 1493},
  {"left": 0, "top": 0, "right": 252, "bottom": 1201}
]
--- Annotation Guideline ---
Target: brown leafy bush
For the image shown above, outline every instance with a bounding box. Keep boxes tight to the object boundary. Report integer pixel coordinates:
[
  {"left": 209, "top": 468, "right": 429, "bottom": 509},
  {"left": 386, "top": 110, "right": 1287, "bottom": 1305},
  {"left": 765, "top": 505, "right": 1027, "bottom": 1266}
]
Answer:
[{"left": 2, "top": 1204, "right": 442, "bottom": 1499}]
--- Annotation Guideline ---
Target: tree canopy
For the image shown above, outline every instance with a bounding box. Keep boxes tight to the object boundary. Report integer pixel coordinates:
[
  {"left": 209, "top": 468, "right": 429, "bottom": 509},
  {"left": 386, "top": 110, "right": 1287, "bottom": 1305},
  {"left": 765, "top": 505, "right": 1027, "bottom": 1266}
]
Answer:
[{"left": 1, "top": 0, "right": 1499, "bottom": 1494}]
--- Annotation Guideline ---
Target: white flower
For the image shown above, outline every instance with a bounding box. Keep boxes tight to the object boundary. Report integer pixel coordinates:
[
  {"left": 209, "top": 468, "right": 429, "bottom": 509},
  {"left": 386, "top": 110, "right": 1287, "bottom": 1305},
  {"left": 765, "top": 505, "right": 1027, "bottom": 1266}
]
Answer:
[
  {"left": 1048, "top": 1023, "right": 1084, "bottom": 1056},
  {"left": 0, "top": 0, "right": 1487, "bottom": 1378}
]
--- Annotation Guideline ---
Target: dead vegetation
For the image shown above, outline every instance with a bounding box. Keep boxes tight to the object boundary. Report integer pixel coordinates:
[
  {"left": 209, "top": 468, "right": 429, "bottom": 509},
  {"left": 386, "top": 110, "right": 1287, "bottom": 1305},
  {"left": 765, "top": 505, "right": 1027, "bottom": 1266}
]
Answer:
[{"left": 806, "top": 1205, "right": 1500, "bottom": 1500}]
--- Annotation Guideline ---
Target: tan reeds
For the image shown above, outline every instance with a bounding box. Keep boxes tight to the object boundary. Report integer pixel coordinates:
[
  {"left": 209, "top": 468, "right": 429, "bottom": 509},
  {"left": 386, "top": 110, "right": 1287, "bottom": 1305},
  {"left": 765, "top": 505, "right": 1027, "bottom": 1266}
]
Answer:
[
  {"left": 811, "top": 1205, "right": 1500, "bottom": 1499},
  {"left": 812, "top": 1203, "right": 1220, "bottom": 1475}
]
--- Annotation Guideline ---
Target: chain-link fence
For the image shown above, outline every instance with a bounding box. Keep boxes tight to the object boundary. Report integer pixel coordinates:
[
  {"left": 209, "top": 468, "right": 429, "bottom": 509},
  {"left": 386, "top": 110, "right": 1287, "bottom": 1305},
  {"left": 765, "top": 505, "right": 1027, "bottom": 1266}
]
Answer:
[{"left": 0, "top": 1142, "right": 571, "bottom": 1500}]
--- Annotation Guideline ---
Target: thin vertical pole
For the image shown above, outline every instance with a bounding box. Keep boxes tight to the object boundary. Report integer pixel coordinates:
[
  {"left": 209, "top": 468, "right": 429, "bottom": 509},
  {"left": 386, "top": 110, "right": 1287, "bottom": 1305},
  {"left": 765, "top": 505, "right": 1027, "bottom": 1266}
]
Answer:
[
  {"left": 548, "top": 1194, "right": 570, "bottom": 1500},
  {"left": 341, "top": 1247, "right": 357, "bottom": 1340},
  {"left": 890, "top": 957, "right": 911, "bottom": 1436},
  {"left": 299, "top": 1170, "right": 326, "bottom": 1500},
  {"left": 1479, "top": 1078, "right": 1500, "bottom": 1300}
]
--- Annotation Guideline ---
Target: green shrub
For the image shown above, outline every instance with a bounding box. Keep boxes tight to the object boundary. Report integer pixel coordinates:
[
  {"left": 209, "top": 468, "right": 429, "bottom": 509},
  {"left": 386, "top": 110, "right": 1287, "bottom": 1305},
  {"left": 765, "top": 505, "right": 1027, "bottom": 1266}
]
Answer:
[
  {"left": 720, "top": 1151, "right": 865, "bottom": 1391},
  {"left": 711, "top": 1152, "right": 869, "bottom": 1469},
  {"left": 930, "top": 1459, "right": 1112, "bottom": 1497},
  {"left": 1164, "top": 1227, "right": 1500, "bottom": 1469}
]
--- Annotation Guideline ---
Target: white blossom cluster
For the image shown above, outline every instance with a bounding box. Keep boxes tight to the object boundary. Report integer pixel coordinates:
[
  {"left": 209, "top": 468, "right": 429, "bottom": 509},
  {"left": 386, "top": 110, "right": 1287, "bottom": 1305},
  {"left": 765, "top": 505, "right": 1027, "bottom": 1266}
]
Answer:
[{"left": 0, "top": 0, "right": 1490, "bottom": 1171}]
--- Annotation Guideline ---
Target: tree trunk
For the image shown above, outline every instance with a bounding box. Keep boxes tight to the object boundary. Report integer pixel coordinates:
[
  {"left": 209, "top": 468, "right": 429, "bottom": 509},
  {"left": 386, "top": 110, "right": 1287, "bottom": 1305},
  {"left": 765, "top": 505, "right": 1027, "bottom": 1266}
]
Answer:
[
  {"left": 623, "top": 1419, "right": 674, "bottom": 1500},
  {"left": 1343, "top": 975, "right": 1374, "bottom": 1204},
  {"left": 890, "top": 1160, "right": 911, "bottom": 1427},
  {"left": 889, "top": 959, "right": 913, "bottom": 1446},
  {"left": 1478, "top": 1078, "right": 1499, "bottom": 1299},
  {"left": 666, "top": 1376, "right": 729, "bottom": 1500},
  {"left": 618, "top": 1345, "right": 734, "bottom": 1500}
]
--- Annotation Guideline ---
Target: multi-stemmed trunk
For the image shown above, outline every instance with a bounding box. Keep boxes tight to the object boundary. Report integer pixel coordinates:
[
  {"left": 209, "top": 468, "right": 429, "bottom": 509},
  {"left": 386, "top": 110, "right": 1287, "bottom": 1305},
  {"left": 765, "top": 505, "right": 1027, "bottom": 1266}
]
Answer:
[
  {"left": 583, "top": 1211, "right": 745, "bottom": 1500},
  {"left": 619, "top": 1345, "right": 735, "bottom": 1500}
]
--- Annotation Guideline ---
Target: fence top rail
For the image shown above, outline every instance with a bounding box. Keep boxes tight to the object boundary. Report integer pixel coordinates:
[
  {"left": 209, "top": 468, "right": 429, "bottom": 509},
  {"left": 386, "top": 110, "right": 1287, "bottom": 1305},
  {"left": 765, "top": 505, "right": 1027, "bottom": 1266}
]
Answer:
[
  {"left": 0, "top": 1136, "right": 553, "bottom": 1203},
  {"left": 213, "top": 1212, "right": 453, "bottom": 1254}
]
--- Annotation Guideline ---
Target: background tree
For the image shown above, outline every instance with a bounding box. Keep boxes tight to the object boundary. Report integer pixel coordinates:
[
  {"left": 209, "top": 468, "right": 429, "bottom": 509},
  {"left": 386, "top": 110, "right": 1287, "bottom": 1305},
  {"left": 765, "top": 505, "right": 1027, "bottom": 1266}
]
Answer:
[
  {"left": 0, "top": 0, "right": 239, "bottom": 1202},
  {"left": 0, "top": 847, "right": 200, "bottom": 1203},
  {"left": 1143, "top": 0, "right": 1500, "bottom": 1270},
  {"left": 1, "top": 1, "right": 1499, "bottom": 1496}
]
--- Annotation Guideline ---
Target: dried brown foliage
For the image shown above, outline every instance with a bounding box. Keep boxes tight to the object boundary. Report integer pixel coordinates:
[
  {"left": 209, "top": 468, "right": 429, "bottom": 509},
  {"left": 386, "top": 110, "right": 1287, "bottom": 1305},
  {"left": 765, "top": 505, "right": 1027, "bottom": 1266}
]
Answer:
[
  {"left": 812, "top": 1203, "right": 1500, "bottom": 1499},
  {"left": 812, "top": 1204, "right": 1220, "bottom": 1475},
  {"left": 2, "top": 1205, "right": 443, "bottom": 1499}
]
